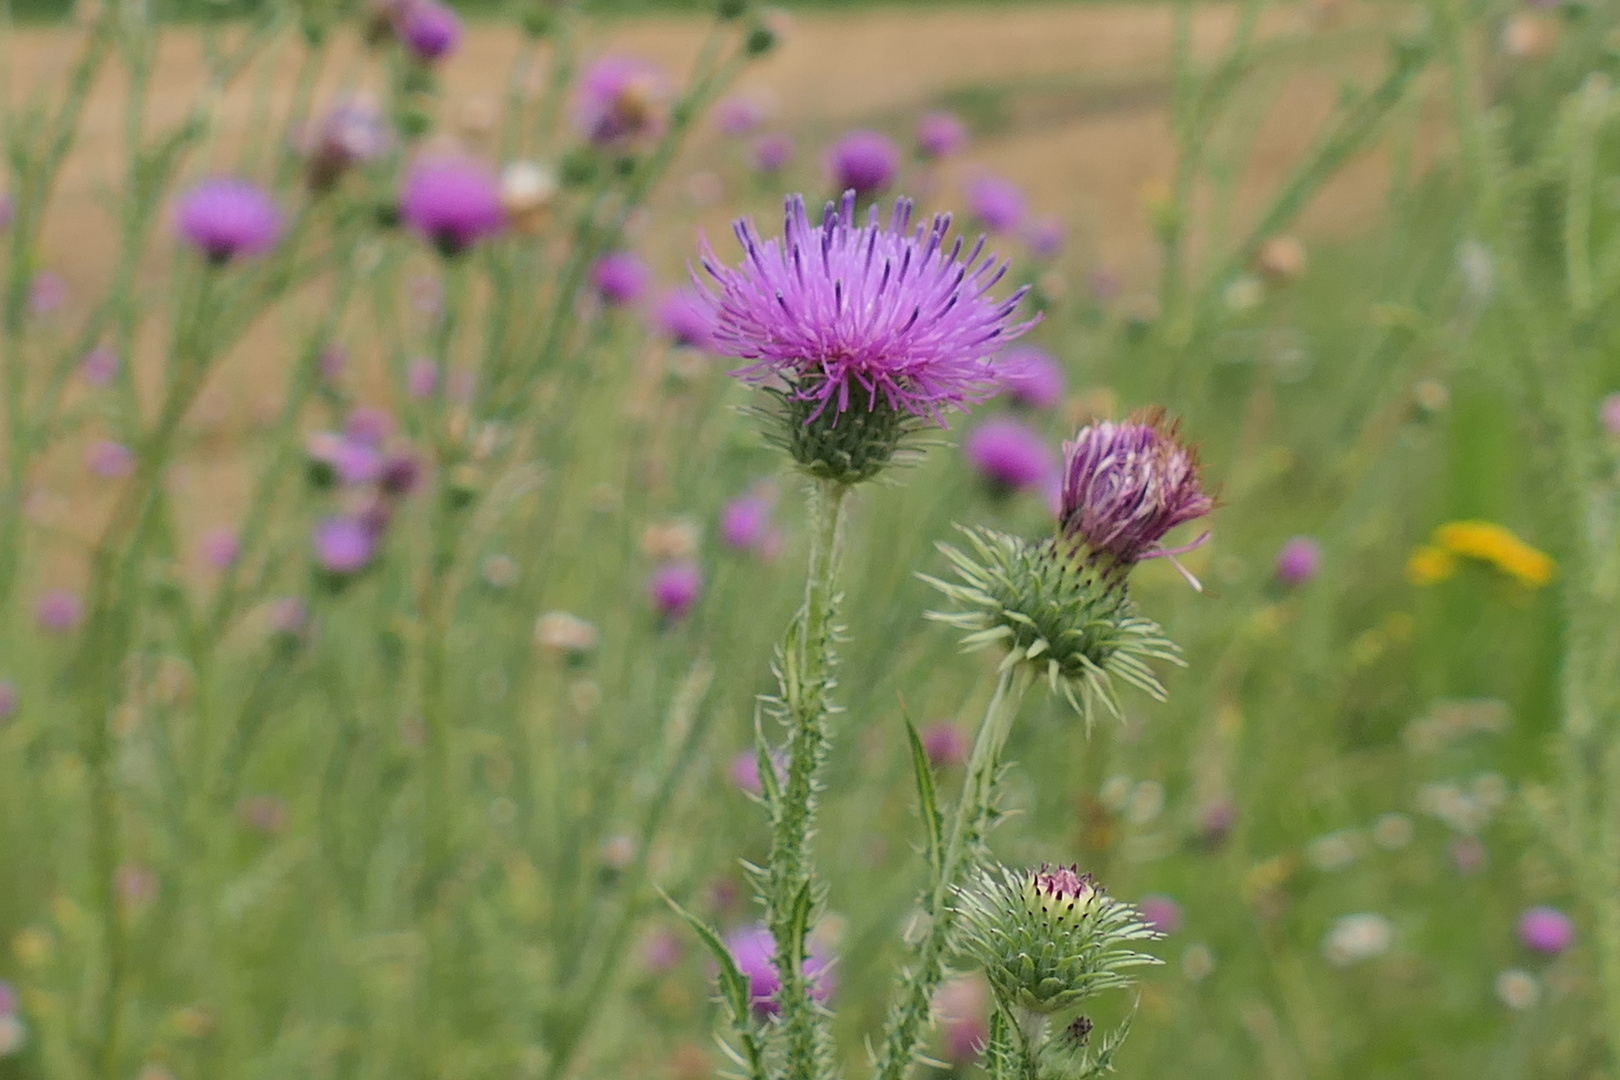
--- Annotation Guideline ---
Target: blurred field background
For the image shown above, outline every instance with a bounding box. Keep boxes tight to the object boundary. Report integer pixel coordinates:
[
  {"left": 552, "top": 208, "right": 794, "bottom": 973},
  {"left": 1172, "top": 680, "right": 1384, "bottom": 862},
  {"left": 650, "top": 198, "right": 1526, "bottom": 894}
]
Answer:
[{"left": 0, "top": 0, "right": 1614, "bottom": 1079}]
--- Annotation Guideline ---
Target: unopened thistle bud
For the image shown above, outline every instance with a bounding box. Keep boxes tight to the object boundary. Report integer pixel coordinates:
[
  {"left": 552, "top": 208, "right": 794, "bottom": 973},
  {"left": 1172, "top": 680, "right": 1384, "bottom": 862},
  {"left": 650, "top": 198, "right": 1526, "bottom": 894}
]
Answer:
[{"left": 955, "top": 864, "right": 1159, "bottom": 1017}]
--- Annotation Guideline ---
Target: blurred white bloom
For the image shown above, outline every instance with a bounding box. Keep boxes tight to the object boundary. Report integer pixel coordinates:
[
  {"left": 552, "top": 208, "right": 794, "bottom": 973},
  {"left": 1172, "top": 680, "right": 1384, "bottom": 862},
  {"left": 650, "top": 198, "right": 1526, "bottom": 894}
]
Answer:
[
  {"left": 1455, "top": 239, "right": 1495, "bottom": 304},
  {"left": 534, "top": 611, "right": 600, "bottom": 656},
  {"left": 641, "top": 518, "right": 700, "bottom": 561},
  {"left": 1417, "top": 782, "right": 1492, "bottom": 834},
  {"left": 1308, "top": 829, "right": 1365, "bottom": 872},
  {"left": 602, "top": 834, "right": 636, "bottom": 870},
  {"left": 1127, "top": 780, "right": 1165, "bottom": 825},
  {"left": 501, "top": 160, "right": 558, "bottom": 234},
  {"left": 0, "top": 1015, "right": 25, "bottom": 1057},
  {"left": 1472, "top": 773, "right": 1508, "bottom": 810},
  {"left": 1100, "top": 775, "right": 1133, "bottom": 813},
  {"left": 483, "top": 554, "right": 518, "bottom": 588},
  {"left": 570, "top": 679, "right": 602, "bottom": 715},
  {"left": 1182, "top": 943, "right": 1216, "bottom": 982},
  {"left": 1372, "top": 813, "right": 1414, "bottom": 851},
  {"left": 1495, "top": 968, "right": 1540, "bottom": 1011},
  {"left": 1322, "top": 913, "right": 1392, "bottom": 967}
]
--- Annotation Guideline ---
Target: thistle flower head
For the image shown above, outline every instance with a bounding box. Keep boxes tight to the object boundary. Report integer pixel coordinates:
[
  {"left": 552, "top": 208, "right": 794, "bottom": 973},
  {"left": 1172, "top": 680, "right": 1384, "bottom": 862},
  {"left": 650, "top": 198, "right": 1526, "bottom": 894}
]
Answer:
[
  {"left": 697, "top": 192, "right": 1036, "bottom": 481},
  {"left": 592, "top": 252, "right": 651, "bottom": 307},
  {"left": 993, "top": 345, "right": 1065, "bottom": 410},
  {"left": 398, "top": 0, "right": 460, "bottom": 61},
  {"left": 654, "top": 288, "right": 718, "bottom": 350},
  {"left": 399, "top": 156, "right": 505, "bottom": 256},
  {"left": 957, "top": 863, "right": 1159, "bottom": 1015},
  {"left": 924, "top": 526, "right": 1182, "bottom": 722},
  {"left": 724, "top": 923, "right": 834, "bottom": 1017},
  {"left": 963, "top": 418, "right": 1054, "bottom": 495},
  {"left": 917, "top": 110, "right": 967, "bottom": 159},
  {"left": 967, "top": 175, "right": 1027, "bottom": 235},
  {"left": 305, "top": 98, "right": 389, "bottom": 191},
  {"left": 826, "top": 130, "right": 899, "bottom": 196},
  {"left": 175, "top": 178, "right": 283, "bottom": 263},
  {"left": 1059, "top": 410, "right": 1212, "bottom": 569},
  {"left": 573, "top": 55, "right": 668, "bottom": 147},
  {"left": 753, "top": 133, "right": 795, "bottom": 174}
]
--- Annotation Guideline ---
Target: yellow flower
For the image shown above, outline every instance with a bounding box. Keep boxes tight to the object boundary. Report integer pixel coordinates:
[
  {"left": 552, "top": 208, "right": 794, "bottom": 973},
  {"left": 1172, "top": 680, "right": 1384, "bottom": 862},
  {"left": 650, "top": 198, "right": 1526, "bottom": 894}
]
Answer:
[
  {"left": 1434, "top": 520, "right": 1555, "bottom": 588},
  {"left": 1407, "top": 545, "right": 1458, "bottom": 586}
]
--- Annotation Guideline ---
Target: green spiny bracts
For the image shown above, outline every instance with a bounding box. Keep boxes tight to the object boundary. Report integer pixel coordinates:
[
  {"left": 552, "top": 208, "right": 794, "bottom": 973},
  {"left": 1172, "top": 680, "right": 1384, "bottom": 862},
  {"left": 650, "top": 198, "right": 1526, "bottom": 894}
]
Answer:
[
  {"left": 756, "top": 380, "right": 927, "bottom": 485},
  {"left": 921, "top": 526, "right": 1182, "bottom": 724},
  {"left": 956, "top": 864, "right": 1160, "bottom": 1017}
]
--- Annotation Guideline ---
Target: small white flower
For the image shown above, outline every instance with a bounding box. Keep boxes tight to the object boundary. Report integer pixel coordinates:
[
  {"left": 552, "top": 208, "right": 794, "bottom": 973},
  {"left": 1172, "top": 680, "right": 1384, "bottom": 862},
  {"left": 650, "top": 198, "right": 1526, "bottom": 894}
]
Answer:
[
  {"left": 1127, "top": 780, "right": 1165, "bottom": 825},
  {"left": 0, "top": 1015, "right": 26, "bottom": 1057},
  {"left": 1182, "top": 943, "right": 1216, "bottom": 983},
  {"left": 1223, "top": 276, "right": 1265, "bottom": 313},
  {"left": 1495, "top": 968, "right": 1540, "bottom": 1011},
  {"left": 1308, "top": 829, "right": 1365, "bottom": 872},
  {"left": 1322, "top": 913, "right": 1393, "bottom": 967},
  {"left": 1373, "top": 813, "right": 1414, "bottom": 851}
]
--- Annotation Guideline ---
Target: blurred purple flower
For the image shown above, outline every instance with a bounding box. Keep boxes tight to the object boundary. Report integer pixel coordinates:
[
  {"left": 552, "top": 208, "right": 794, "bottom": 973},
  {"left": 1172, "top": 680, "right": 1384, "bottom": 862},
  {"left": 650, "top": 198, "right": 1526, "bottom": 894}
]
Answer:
[
  {"left": 649, "top": 562, "right": 702, "bottom": 621},
  {"left": 1027, "top": 217, "right": 1065, "bottom": 259},
  {"left": 87, "top": 440, "right": 134, "bottom": 480},
  {"left": 993, "top": 345, "right": 1065, "bottom": 410},
  {"left": 592, "top": 252, "right": 651, "bottom": 307},
  {"left": 966, "top": 175, "right": 1026, "bottom": 234},
  {"left": 921, "top": 722, "right": 968, "bottom": 768},
  {"left": 573, "top": 55, "right": 668, "bottom": 147},
  {"left": 319, "top": 344, "right": 348, "bottom": 383},
  {"left": 80, "top": 346, "right": 120, "bottom": 387},
  {"left": 306, "top": 98, "right": 389, "bottom": 189},
  {"left": 314, "top": 516, "right": 377, "bottom": 574},
  {"left": 346, "top": 407, "right": 394, "bottom": 446},
  {"left": 1601, "top": 392, "right": 1620, "bottom": 436},
  {"left": 752, "top": 133, "right": 795, "bottom": 174},
  {"left": 642, "top": 928, "right": 682, "bottom": 973},
  {"left": 175, "top": 178, "right": 283, "bottom": 262},
  {"left": 1519, "top": 906, "right": 1574, "bottom": 954},
  {"left": 1275, "top": 536, "right": 1322, "bottom": 587},
  {"left": 826, "top": 130, "right": 899, "bottom": 196},
  {"left": 380, "top": 452, "right": 423, "bottom": 497},
  {"left": 201, "top": 528, "right": 240, "bottom": 570},
  {"left": 964, "top": 419, "right": 1054, "bottom": 494},
  {"left": 916, "top": 110, "right": 967, "bottom": 159},
  {"left": 725, "top": 923, "right": 833, "bottom": 1017},
  {"left": 720, "top": 491, "right": 774, "bottom": 551},
  {"left": 730, "top": 748, "right": 786, "bottom": 795},
  {"left": 654, "top": 289, "right": 717, "bottom": 350},
  {"left": 1198, "top": 798, "right": 1236, "bottom": 848},
  {"left": 1060, "top": 413, "right": 1213, "bottom": 567},
  {"left": 35, "top": 590, "right": 82, "bottom": 633},
  {"left": 715, "top": 96, "right": 766, "bottom": 136},
  {"left": 1139, "top": 894, "right": 1183, "bottom": 935},
  {"left": 400, "top": 156, "right": 505, "bottom": 255},
  {"left": 935, "top": 976, "right": 988, "bottom": 1064},
  {"left": 399, "top": 0, "right": 460, "bottom": 61},
  {"left": 29, "top": 271, "right": 66, "bottom": 317},
  {"left": 696, "top": 193, "right": 1035, "bottom": 422},
  {"left": 407, "top": 359, "right": 440, "bottom": 399}
]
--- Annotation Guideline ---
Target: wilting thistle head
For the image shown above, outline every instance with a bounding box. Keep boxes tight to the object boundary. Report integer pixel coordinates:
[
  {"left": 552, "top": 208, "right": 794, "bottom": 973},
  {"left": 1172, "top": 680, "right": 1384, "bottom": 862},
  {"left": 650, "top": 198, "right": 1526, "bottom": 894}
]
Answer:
[
  {"left": 305, "top": 98, "right": 389, "bottom": 191},
  {"left": 175, "top": 178, "right": 283, "bottom": 263},
  {"left": 956, "top": 864, "right": 1159, "bottom": 1016},
  {"left": 573, "top": 55, "right": 668, "bottom": 147},
  {"left": 1059, "top": 411, "right": 1212, "bottom": 571},
  {"left": 696, "top": 192, "right": 1035, "bottom": 483}
]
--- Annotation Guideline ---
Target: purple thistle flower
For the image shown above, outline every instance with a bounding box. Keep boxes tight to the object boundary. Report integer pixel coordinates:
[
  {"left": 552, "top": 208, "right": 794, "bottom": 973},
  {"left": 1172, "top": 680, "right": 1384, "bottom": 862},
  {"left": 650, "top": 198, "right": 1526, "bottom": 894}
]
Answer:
[
  {"left": 201, "top": 528, "right": 240, "bottom": 570},
  {"left": 917, "top": 110, "right": 968, "bottom": 159},
  {"left": 649, "top": 562, "right": 702, "bottom": 621},
  {"left": 936, "top": 976, "right": 989, "bottom": 1064},
  {"left": 724, "top": 923, "right": 833, "bottom": 1017},
  {"left": 966, "top": 175, "right": 1026, "bottom": 235},
  {"left": 407, "top": 359, "right": 440, "bottom": 399},
  {"left": 1027, "top": 217, "right": 1065, "bottom": 260},
  {"left": 175, "top": 178, "right": 283, "bottom": 263},
  {"left": 730, "top": 747, "right": 786, "bottom": 795},
  {"left": 696, "top": 192, "right": 1036, "bottom": 424},
  {"left": 1059, "top": 410, "right": 1213, "bottom": 570},
  {"left": 654, "top": 288, "right": 717, "bottom": 350},
  {"left": 573, "top": 55, "right": 668, "bottom": 147},
  {"left": 1139, "top": 894, "right": 1183, "bottom": 935},
  {"left": 993, "top": 345, "right": 1065, "bottom": 410},
  {"left": 0, "top": 680, "right": 17, "bottom": 723},
  {"left": 306, "top": 98, "right": 390, "bottom": 190},
  {"left": 380, "top": 452, "right": 424, "bottom": 497},
  {"left": 87, "top": 440, "right": 134, "bottom": 480},
  {"left": 346, "top": 407, "right": 394, "bottom": 446},
  {"left": 314, "top": 516, "right": 377, "bottom": 574},
  {"left": 80, "top": 346, "right": 119, "bottom": 387},
  {"left": 752, "top": 133, "right": 795, "bottom": 174},
  {"left": 35, "top": 590, "right": 82, "bottom": 633},
  {"left": 1519, "top": 906, "right": 1574, "bottom": 954},
  {"left": 399, "top": 0, "right": 460, "bottom": 61},
  {"left": 592, "top": 252, "right": 651, "bottom": 307},
  {"left": 720, "top": 491, "right": 774, "bottom": 551},
  {"left": 921, "top": 721, "right": 968, "bottom": 768},
  {"left": 715, "top": 96, "right": 766, "bottom": 137},
  {"left": 826, "top": 130, "right": 899, "bottom": 197},
  {"left": 399, "top": 156, "right": 505, "bottom": 256},
  {"left": 1275, "top": 535, "right": 1322, "bottom": 587},
  {"left": 964, "top": 419, "right": 1054, "bottom": 494},
  {"left": 29, "top": 271, "right": 67, "bottom": 317},
  {"left": 1601, "top": 392, "right": 1620, "bottom": 436}
]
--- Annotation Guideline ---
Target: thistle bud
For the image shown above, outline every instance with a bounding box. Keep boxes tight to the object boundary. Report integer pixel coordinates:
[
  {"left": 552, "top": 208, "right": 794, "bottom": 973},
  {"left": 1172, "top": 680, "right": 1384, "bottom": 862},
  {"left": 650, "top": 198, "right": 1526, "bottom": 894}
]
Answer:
[{"left": 956, "top": 864, "right": 1159, "bottom": 1017}]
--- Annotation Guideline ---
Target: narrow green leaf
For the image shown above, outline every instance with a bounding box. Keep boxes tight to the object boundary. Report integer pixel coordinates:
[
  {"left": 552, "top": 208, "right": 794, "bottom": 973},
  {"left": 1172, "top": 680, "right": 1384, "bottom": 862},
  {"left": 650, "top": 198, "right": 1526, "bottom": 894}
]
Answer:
[{"left": 901, "top": 711, "right": 944, "bottom": 878}]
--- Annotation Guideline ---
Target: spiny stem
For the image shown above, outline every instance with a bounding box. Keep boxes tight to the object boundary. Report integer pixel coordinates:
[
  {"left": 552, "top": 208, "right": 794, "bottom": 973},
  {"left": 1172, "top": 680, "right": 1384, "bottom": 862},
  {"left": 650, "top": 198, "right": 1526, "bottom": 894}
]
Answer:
[
  {"left": 873, "top": 662, "right": 1032, "bottom": 1080},
  {"left": 767, "top": 476, "right": 849, "bottom": 1080}
]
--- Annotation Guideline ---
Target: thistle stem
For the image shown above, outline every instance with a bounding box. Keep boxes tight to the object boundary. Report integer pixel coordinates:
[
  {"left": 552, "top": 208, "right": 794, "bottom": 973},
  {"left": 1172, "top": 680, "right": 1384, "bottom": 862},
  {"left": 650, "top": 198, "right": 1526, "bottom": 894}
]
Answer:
[
  {"left": 873, "top": 661, "right": 1032, "bottom": 1080},
  {"left": 767, "top": 476, "right": 849, "bottom": 1080}
]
